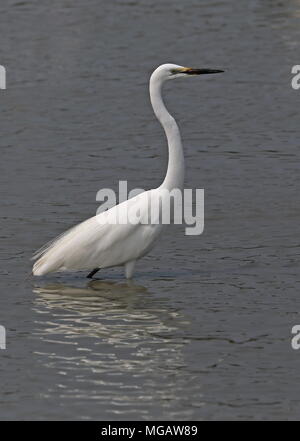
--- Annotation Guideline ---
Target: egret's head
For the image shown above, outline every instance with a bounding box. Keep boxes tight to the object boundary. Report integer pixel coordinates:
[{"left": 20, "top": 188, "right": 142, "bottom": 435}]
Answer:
[{"left": 151, "top": 63, "right": 224, "bottom": 82}]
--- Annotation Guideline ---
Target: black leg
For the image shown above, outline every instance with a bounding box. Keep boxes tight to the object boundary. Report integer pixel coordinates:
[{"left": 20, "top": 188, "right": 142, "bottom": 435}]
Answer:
[{"left": 87, "top": 268, "right": 100, "bottom": 279}]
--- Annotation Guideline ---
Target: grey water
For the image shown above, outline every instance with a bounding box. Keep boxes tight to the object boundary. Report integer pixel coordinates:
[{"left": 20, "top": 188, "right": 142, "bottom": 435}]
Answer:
[{"left": 1, "top": 0, "right": 300, "bottom": 421}]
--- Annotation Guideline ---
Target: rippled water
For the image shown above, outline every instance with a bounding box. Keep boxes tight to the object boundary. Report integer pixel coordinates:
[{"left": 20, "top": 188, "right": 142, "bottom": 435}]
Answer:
[{"left": 1, "top": 0, "right": 300, "bottom": 420}]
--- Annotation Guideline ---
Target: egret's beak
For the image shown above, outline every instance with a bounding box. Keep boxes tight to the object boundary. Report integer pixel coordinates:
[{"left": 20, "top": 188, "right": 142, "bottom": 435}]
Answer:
[{"left": 179, "top": 67, "right": 224, "bottom": 75}]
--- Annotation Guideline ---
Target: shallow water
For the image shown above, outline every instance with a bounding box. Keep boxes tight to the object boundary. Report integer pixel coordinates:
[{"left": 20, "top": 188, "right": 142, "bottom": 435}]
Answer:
[{"left": 1, "top": 0, "right": 300, "bottom": 420}]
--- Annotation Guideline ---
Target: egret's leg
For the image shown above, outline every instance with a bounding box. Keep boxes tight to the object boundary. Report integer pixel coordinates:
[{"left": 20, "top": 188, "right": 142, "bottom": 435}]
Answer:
[
  {"left": 124, "top": 260, "right": 136, "bottom": 279},
  {"left": 87, "top": 268, "right": 100, "bottom": 278}
]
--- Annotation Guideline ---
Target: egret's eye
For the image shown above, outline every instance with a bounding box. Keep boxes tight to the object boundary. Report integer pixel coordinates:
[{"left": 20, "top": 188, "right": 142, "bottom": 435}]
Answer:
[{"left": 170, "top": 69, "right": 179, "bottom": 75}]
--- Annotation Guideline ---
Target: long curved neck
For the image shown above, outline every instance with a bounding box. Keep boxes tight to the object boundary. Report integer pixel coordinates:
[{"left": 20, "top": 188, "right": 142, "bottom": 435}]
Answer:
[{"left": 150, "top": 76, "right": 184, "bottom": 191}]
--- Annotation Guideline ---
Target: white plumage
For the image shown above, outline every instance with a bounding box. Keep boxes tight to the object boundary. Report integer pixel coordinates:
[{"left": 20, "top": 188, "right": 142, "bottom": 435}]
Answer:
[
  {"left": 32, "top": 63, "right": 223, "bottom": 279},
  {"left": 33, "top": 189, "right": 164, "bottom": 278}
]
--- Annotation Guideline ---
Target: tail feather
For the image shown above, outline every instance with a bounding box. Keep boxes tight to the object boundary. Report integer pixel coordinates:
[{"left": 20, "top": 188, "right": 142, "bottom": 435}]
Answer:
[
  {"left": 32, "top": 255, "right": 63, "bottom": 276},
  {"left": 32, "top": 224, "right": 79, "bottom": 275},
  {"left": 32, "top": 216, "right": 102, "bottom": 276},
  {"left": 32, "top": 224, "right": 77, "bottom": 261}
]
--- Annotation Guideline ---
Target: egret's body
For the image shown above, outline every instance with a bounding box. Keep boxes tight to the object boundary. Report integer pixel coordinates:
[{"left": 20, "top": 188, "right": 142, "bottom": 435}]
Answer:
[
  {"left": 33, "top": 189, "right": 164, "bottom": 278},
  {"left": 32, "top": 64, "right": 223, "bottom": 279}
]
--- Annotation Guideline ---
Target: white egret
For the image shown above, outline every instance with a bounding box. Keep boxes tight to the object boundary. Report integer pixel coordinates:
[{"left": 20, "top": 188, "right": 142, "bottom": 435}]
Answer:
[{"left": 32, "top": 63, "right": 223, "bottom": 279}]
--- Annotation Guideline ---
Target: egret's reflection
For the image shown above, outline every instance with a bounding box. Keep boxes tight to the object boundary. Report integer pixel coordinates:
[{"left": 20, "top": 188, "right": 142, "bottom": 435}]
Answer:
[
  {"left": 33, "top": 280, "right": 149, "bottom": 319},
  {"left": 32, "top": 280, "right": 189, "bottom": 418},
  {"left": 33, "top": 279, "right": 176, "bottom": 341}
]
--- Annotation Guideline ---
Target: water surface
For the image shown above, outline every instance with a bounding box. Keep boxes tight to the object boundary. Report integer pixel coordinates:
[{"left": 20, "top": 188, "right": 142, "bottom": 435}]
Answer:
[{"left": 1, "top": 0, "right": 300, "bottom": 420}]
